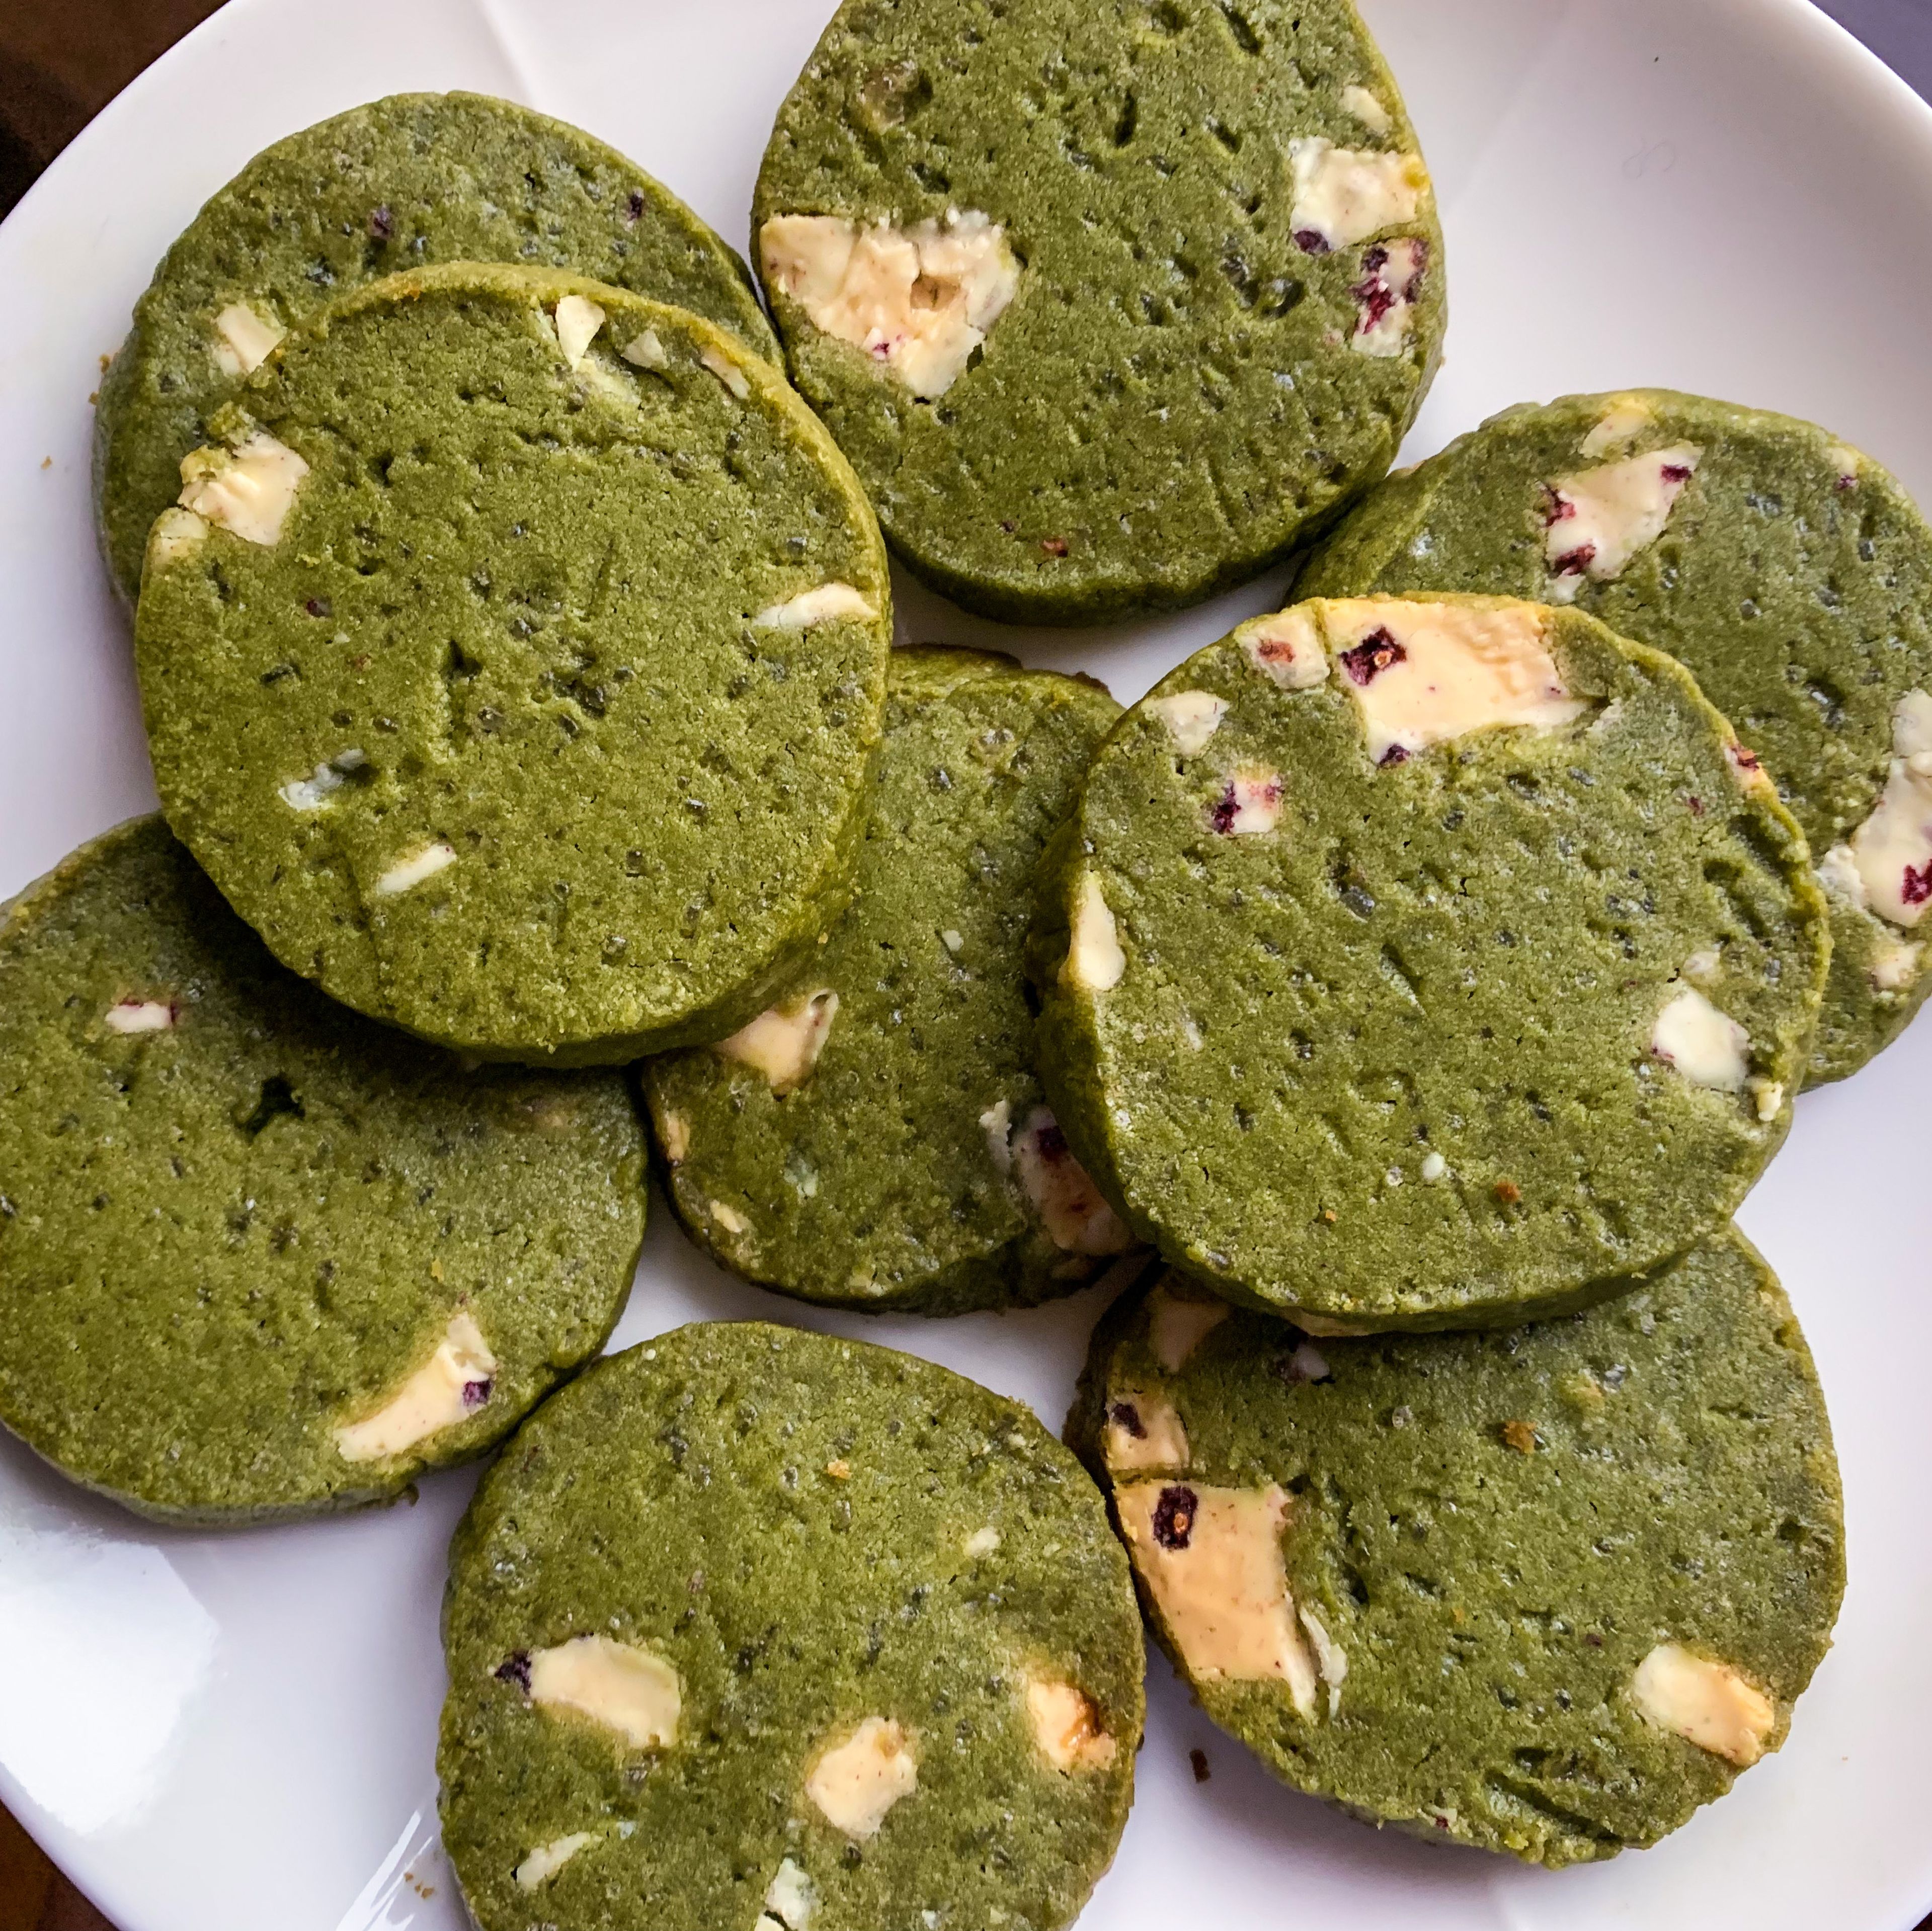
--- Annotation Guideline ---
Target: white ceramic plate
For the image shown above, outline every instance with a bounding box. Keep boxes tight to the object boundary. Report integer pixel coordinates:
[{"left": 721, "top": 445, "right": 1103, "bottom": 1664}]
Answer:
[{"left": 2, "top": 1, "right": 1929, "bottom": 1925}]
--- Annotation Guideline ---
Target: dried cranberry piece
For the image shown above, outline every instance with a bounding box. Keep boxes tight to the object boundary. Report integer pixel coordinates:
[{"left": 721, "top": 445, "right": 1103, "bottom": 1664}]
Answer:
[
  {"left": 1041, "top": 536, "right": 1070, "bottom": 557},
  {"left": 1108, "top": 1400, "right": 1148, "bottom": 1440},
  {"left": 1687, "top": 795, "right": 1704, "bottom": 816},
  {"left": 1338, "top": 628, "right": 1406, "bottom": 686},
  {"left": 1540, "top": 484, "right": 1576, "bottom": 527},
  {"left": 1209, "top": 786, "right": 1240, "bottom": 834},
  {"left": 368, "top": 205, "right": 393, "bottom": 241},
  {"left": 1660, "top": 462, "right": 1693, "bottom": 484},
  {"left": 1152, "top": 1483, "right": 1198, "bottom": 1550},
  {"left": 625, "top": 190, "right": 646, "bottom": 223},
  {"left": 1551, "top": 543, "right": 1597, "bottom": 577},
  {"left": 1730, "top": 743, "right": 1762, "bottom": 772},
  {"left": 304, "top": 595, "right": 332, "bottom": 619},
  {"left": 1293, "top": 228, "right": 1330, "bottom": 255},
  {"left": 1378, "top": 744, "right": 1409, "bottom": 768},
  {"left": 1903, "top": 864, "right": 1932, "bottom": 906},
  {"left": 495, "top": 1651, "right": 532, "bottom": 1691},
  {"left": 462, "top": 1378, "right": 493, "bottom": 1409}
]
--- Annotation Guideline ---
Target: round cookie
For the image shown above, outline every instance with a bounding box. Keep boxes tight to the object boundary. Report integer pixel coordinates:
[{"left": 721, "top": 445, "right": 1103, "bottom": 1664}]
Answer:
[
  {"left": 0, "top": 817, "right": 646, "bottom": 1525},
  {"left": 752, "top": 0, "right": 1444, "bottom": 624},
  {"left": 1066, "top": 1236, "right": 1845, "bottom": 1866},
  {"left": 1296, "top": 389, "right": 1932, "bottom": 1083},
  {"left": 96, "top": 91, "right": 779, "bottom": 609},
  {"left": 438, "top": 1321, "right": 1143, "bottom": 1931},
  {"left": 135, "top": 263, "right": 893, "bottom": 1065},
  {"left": 1029, "top": 594, "right": 1829, "bottom": 1331},
  {"left": 643, "top": 647, "right": 1137, "bottom": 1313}
]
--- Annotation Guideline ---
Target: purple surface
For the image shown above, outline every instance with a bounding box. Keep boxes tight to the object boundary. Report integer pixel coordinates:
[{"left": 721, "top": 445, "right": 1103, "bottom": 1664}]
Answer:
[{"left": 1817, "top": 0, "right": 1932, "bottom": 98}]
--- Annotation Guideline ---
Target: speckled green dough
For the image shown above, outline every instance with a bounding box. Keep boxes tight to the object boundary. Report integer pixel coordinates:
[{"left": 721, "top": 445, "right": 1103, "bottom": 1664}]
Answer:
[
  {"left": 136, "top": 264, "right": 892, "bottom": 1065},
  {"left": 439, "top": 1322, "right": 1144, "bottom": 1931},
  {"left": 1030, "top": 596, "right": 1829, "bottom": 1330},
  {"left": 1297, "top": 390, "right": 1932, "bottom": 1083},
  {"left": 0, "top": 817, "right": 645, "bottom": 1525},
  {"left": 1067, "top": 1235, "right": 1844, "bottom": 1865},
  {"left": 96, "top": 92, "right": 778, "bottom": 608},
  {"left": 753, "top": 0, "right": 1444, "bottom": 624},
  {"left": 641, "top": 649, "right": 1123, "bottom": 1312}
]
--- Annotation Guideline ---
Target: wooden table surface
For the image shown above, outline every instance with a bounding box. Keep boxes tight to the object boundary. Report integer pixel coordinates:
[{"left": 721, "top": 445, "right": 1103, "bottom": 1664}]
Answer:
[{"left": 0, "top": 2, "right": 1927, "bottom": 1927}]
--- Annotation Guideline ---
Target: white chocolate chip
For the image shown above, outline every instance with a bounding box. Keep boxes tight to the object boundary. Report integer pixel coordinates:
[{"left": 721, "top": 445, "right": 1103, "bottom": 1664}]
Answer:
[
  {"left": 527, "top": 1635, "right": 682, "bottom": 1749},
  {"left": 1350, "top": 235, "right": 1428, "bottom": 358},
  {"left": 699, "top": 342, "right": 752, "bottom": 399},
  {"left": 979, "top": 1098, "right": 1013, "bottom": 1174},
  {"left": 1420, "top": 1150, "right": 1446, "bottom": 1182},
  {"left": 658, "top": 1110, "right": 690, "bottom": 1163},
  {"left": 147, "top": 506, "right": 209, "bottom": 569},
  {"left": 1238, "top": 608, "right": 1330, "bottom": 690},
  {"left": 177, "top": 431, "right": 309, "bottom": 547},
  {"left": 1578, "top": 397, "right": 1655, "bottom": 460},
  {"left": 752, "top": 582, "right": 878, "bottom": 629},
  {"left": 1817, "top": 843, "right": 1868, "bottom": 911},
  {"left": 711, "top": 1200, "right": 748, "bottom": 1235},
  {"left": 104, "top": 998, "right": 177, "bottom": 1034},
  {"left": 1063, "top": 873, "right": 1125, "bottom": 991},
  {"left": 1102, "top": 1389, "right": 1189, "bottom": 1472},
  {"left": 1024, "top": 1677, "right": 1116, "bottom": 1772},
  {"left": 1870, "top": 934, "right": 1921, "bottom": 991},
  {"left": 760, "top": 211, "right": 1019, "bottom": 400},
  {"left": 1749, "top": 1078, "right": 1785, "bottom": 1123},
  {"left": 716, "top": 988, "right": 839, "bottom": 1094},
  {"left": 1299, "top": 1607, "right": 1348, "bottom": 1718},
  {"left": 804, "top": 1717, "right": 918, "bottom": 1838},
  {"left": 1211, "top": 769, "right": 1282, "bottom": 836},
  {"left": 211, "top": 302, "right": 285, "bottom": 377},
  {"left": 1287, "top": 138, "right": 1428, "bottom": 250},
  {"left": 1339, "top": 85, "right": 1392, "bottom": 135},
  {"left": 278, "top": 747, "right": 366, "bottom": 813},
  {"left": 757, "top": 1857, "right": 817, "bottom": 1931},
  {"left": 515, "top": 1831, "right": 596, "bottom": 1891},
  {"left": 1651, "top": 987, "right": 1750, "bottom": 1093},
  {"left": 1113, "top": 1482, "right": 1320, "bottom": 1714},
  {"left": 1832, "top": 689, "right": 1932, "bottom": 927},
  {"left": 1681, "top": 947, "right": 1722, "bottom": 985},
  {"left": 334, "top": 1308, "right": 496, "bottom": 1462},
  {"left": 1543, "top": 446, "right": 1702, "bottom": 595},
  {"left": 964, "top": 1526, "right": 1001, "bottom": 1558},
  {"left": 372, "top": 842, "right": 457, "bottom": 897},
  {"left": 1319, "top": 597, "right": 1587, "bottom": 763},
  {"left": 940, "top": 928, "right": 964, "bottom": 955},
  {"left": 1009, "top": 1106, "right": 1135, "bottom": 1255},
  {"left": 1827, "top": 443, "right": 1862, "bottom": 486},
  {"left": 1630, "top": 1643, "right": 1775, "bottom": 1766},
  {"left": 553, "top": 294, "right": 607, "bottom": 370},
  {"left": 1147, "top": 1280, "right": 1229, "bottom": 1373},
  {"left": 1147, "top": 690, "right": 1228, "bottom": 754}
]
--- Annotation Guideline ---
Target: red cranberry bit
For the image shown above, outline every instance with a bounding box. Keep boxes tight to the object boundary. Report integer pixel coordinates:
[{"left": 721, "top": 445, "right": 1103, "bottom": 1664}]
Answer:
[
  {"left": 495, "top": 1651, "right": 532, "bottom": 1691},
  {"left": 1293, "top": 228, "right": 1331, "bottom": 255},
  {"left": 1338, "top": 628, "right": 1406, "bottom": 686},
  {"left": 1730, "top": 743, "right": 1762, "bottom": 773},
  {"left": 1378, "top": 744, "right": 1409, "bottom": 768},
  {"left": 1152, "top": 1483, "right": 1198, "bottom": 1551},
  {"left": 1041, "top": 536, "right": 1070, "bottom": 557},
  {"left": 1397, "top": 238, "right": 1429, "bottom": 299},
  {"left": 1033, "top": 1120, "right": 1070, "bottom": 1163},
  {"left": 1540, "top": 484, "right": 1576, "bottom": 527},
  {"left": 1687, "top": 795, "right": 1705, "bottom": 816},
  {"left": 1350, "top": 271, "right": 1398, "bottom": 333},
  {"left": 1551, "top": 543, "right": 1597, "bottom": 578},
  {"left": 304, "top": 595, "right": 332, "bottom": 619},
  {"left": 461, "top": 1378, "right": 493, "bottom": 1409},
  {"left": 1903, "top": 864, "right": 1932, "bottom": 907},
  {"left": 1835, "top": 473, "right": 1857, "bottom": 492},
  {"left": 1660, "top": 462, "right": 1693, "bottom": 485},
  {"left": 1108, "top": 1400, "right": 1148, "bottom": 1440},
  {"left": 368, "top": 205, "right": 393, "bottom": 241},
  {"left": 1209, "top": 785, "right": 1241, "bottom": 834},
  {"left": 625, "top": 189, "right": 646, "bottom": 223}
]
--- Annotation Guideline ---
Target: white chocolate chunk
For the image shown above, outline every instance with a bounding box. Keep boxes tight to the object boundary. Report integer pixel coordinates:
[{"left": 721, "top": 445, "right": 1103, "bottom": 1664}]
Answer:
[
  {"left": 711, "top": 1200, "right": 748, "bottom": 1235},
  {"left": 278, "top": 747, "right": 366, "bottom": 813},
  {"left": 621, "top": 328, "right": 669, "bottom": 371},
  {"left": 700, "top": 343, "right": 752, "bottom": 399},
  {"left": 1870, "top": 934, "right": 1921, "bottom": 991},
  {"left": 1835, "top": 689, "right": 1932, "bottom": 927},
  {"left": 211, "top": 302, "right": 285, "bottom": 377},
  {"left": 1750, "top": 1078, "right": 1784, "bottom": 1123},
  {"left": 527, "top": 1635, "right": 681, "bottom": 1749},
  {"left": 1543, "top": 445, "right": 1702, "bottom": 593},
  {"left": 515, "top": 1831, "right": 596, "bottom": 1891},
  {"left": 1827, "top": 443, "right": 1862, "bottom": 485},
  {"left": 1147, "top": 689, "right": 1228, "bottom": 754},
  {"left": 1114, "top": 1482, "right": 1319, "bottom": 1713},
  {"left": 372, "top": 842, "right": 457, "bottom": 897},
  {"left": 1420, "top": 1150, "right": 1446, "bottom": 1182},
  {"left": 964, "top": 1526, "right": 1001, "bottom": 1558},
  {"left": 1630, "top": 1643, "right": 1775, "bottom": 1766},
  {"left": 1681, "top": 947, "right": 1722, "bottom": 985},
  {"left": 716, "top": 989, "right": 839, "bottom": 1094},
  {"left": 1147, "top": 1280, "right": 1228, "bottom": 1372},
  {"left": 1351, "top": 236, "right": 1427, "bottom": 358},
  {"left": 334, "top": 1309, "right": 496, "bottom": 1462},
  {"left": 1024, "top": 1677, "right": 1116, "bottom": 1772},
  {"left": 753, "top": 582, "right": 878, "bottom": 630},
  {"left": 1578, "top": 397, "right": 1655, "bottom": 459},
  {"left": 1063, "top": 873, "right": 1125, "bottom": 991},
  {"left": 177, "top": 432, "right": 308, "bottom": 547},
  {"left": 758, "top": 1858, "right": 817, "bottom": 1931},
  {"left": 104, "top": 998, "right": 176, "bottom": 1034},
  {"left": 1238, "top": 608, "right": 1330, "bottom": 690},
  {"left": 553, "top": 294, "right": 607, "bottom": 370},
  {"left": 147, "top": 506, "right": 209, "bottom": 569},
  {"left": 1287, "top": 138, "right": 1427, "bottom": 249},
  {"left": 1320, "top": 597, "right": 1587, "bottom": 763},
  {"left": 1651, "top": 987, "right": 1750, "bottom": 1092},
  {"left": 979, "top": 1098, "right": 1013, "bottom": 1174},
  {"left": 1010, "top": 1106, "right": 1135, "bottom": 1255},
  {"left": 658, "top": 1110, "right": 690, "bottom": 1163},
  {"left": 1102, "top": 1389, "right": 1189, "bottom": 1472},
  {"left": 805, "top": 1717, "right": 917, "bottom": 1838},
  {"left": 1212, "top": 769, "right": 1282, "bottom": 835},
  {"left": 1299, "top": 1607, "right": 1348, "bottom": 1717},
  {"left": 760, "top": 211, "right": 1019, "bottom": 399},
  {"left": 1339, "top": 85, "right": 1391, "bottom": 135}
]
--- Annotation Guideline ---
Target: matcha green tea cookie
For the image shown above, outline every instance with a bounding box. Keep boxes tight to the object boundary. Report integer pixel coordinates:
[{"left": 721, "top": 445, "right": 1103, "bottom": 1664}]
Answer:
[
  {"left": 752, "top": 0, "right": 1444, "bottom": 624},
  {"left": 1031, "top": 594, "right": 1828, "bottom": 1331},
  {"left": 1298, "top": 390, "right": 1932, "bottom": 1081},
  {"left": 0, "top": 817, "right": 645, "bottom": 1525},
  {"left": 439, "top": 1322, "right": 1143, "bottom": 1930},
  {"left": 96, "top": 91, "right": 778, "bottom": 608},
  {"left": 1067, "top": 1237, "right": 1844, "bottom": 1866},
  {"left": 136, "top": 263, "right": 892, "bottom": 1065},
  {"left": 643, "top": 648, "right": 1137, "bottom": 1313}
]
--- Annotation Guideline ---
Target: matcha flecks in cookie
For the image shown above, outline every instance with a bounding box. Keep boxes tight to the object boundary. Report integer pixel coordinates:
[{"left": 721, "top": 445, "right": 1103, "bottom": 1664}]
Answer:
[
  {"left": 438, "top": 1323, "right": 1144, "bottom": 1931},
  {"left": 136, "top": 265, "right": 892, "bottom": 1065},
  {"left": 1298, "top": 387, "right": 1932, "bottom": 1080},
  {"left": 1030, "top": 595, "right": 1828, "bottom": 1331},
  {"left": 1067, "top": 1235, "right": 1844, "bottom": 1865},
  {"left": 644, "top": 649, "right": 1134, "bottom": 1313},
  {"left": 0, "top": 818, "right": 645, "bottom": 1525}
]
